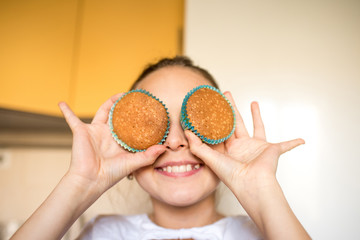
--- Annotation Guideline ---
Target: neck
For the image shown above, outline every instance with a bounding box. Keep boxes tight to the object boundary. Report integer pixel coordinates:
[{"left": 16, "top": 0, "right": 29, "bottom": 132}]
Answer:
[{"left": 149, "top": 192, "right": 223, "bottom": 229}]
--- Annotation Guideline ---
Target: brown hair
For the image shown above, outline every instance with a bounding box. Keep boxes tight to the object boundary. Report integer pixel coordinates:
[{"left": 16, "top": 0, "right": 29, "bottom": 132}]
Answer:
[{"left": 130, "top": 56, "right": 219, "bottom": 90}]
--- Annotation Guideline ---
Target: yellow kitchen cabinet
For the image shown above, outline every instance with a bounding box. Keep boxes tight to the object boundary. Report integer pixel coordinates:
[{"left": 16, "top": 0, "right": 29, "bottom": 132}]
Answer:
[
  {"left": 0, "top": 0, "right": 184, "bottom": 117},
  {"left": 71, "top": 0, "right": 184, "bottom": 117},
  {"left": 0, "top": 0, "right": 78, "bottom": 116}
]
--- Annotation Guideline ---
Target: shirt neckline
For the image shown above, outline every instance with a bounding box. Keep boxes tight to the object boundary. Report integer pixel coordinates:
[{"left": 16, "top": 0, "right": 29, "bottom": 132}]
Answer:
[{"left": 141, "top": 213, "right": 230, "bottom": 231}]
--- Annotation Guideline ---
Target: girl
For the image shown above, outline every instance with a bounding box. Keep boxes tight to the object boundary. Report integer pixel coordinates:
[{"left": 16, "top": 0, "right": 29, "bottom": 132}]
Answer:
[{"left": 11, "top": 56, "right": 310, "bottom": 240}]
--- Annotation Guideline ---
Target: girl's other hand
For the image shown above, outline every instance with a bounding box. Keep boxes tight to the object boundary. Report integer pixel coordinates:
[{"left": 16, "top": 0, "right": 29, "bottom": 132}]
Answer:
[
  {"left": 58, "top": 93, "right": 166, "bottom": 195},
  {"left": 185, "top": 92, "right": 304, "bottom": 191},
  {"left": 185, "top": 92, "right": 309, "bottom": 239}
]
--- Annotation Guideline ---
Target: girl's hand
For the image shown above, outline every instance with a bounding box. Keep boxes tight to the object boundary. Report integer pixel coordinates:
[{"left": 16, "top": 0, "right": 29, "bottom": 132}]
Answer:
[
  {"left": 59, "top": 93, "right": 166, "bottom": 195},
  {"left": 11, "top": 95, "right": 167, "bottom": 240},
  {"left": 185, "top": 92, "right": 310, "bottom": 239},
  {"left": 185, "top": 92, "right": 304, "bottom": 192}
]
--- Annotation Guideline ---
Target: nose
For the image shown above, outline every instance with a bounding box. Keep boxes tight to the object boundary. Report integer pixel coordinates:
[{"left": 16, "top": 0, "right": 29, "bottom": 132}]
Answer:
[{"left": 164, "top": 120, "right": 188, "bottom": 151}]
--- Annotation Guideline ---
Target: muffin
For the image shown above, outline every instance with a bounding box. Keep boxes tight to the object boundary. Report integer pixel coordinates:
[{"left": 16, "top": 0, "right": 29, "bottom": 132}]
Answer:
[
  {"left": 109, "top": 89, "right": 170, "bottom": 152},
  {"left": 181, "top": 85, "right": 235, "bottom": 144}
]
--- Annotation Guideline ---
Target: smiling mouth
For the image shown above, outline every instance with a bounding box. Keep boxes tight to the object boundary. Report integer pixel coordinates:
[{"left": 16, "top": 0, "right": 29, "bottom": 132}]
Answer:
[
  {"left": 155, "top": 163, "right": 203, "bottom": 177},
  {"left": 157, "top": 163, "right": 201, "bottom": 173}
]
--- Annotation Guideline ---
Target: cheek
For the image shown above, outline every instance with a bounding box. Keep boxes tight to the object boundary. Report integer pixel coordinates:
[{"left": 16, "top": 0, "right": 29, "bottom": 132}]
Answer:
[{"left": 134, "top": 166, "right": 155, "bottom": 192}]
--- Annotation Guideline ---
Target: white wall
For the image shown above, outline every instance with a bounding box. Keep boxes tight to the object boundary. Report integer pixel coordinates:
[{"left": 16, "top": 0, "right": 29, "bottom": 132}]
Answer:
[{"left": 185, "top": 0, "right": 360, "bottom": 239}]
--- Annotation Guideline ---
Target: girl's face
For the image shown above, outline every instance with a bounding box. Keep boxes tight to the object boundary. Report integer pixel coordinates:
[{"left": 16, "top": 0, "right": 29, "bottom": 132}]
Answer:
[{"left": 134, "top": 66, "right": 224, "bottom": 207}]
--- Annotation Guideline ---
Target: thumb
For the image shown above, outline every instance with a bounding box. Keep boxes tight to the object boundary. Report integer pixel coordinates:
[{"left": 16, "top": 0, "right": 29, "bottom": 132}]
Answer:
[
  {"left": 279, "top": 138, "right": 305, "bottom": 154},
  {"left": 127, "top": 145, "right": 166, "bottom": 173},
  {"left": 185, "top": 130, "right": 234, "bottom": 175}
]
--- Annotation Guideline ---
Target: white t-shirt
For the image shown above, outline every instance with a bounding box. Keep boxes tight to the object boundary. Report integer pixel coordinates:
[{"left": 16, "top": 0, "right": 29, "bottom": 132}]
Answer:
[{"left": 77, "top": 214, "right": 262, "bottom": 240}]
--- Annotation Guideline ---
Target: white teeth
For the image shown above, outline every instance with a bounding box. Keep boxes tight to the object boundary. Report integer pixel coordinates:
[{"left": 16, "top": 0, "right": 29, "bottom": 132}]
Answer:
[
  {"left": 186, "top": 164, "right": 192, "bottom": 171},
  {"left": 179, "top": 165, "right": 186, "bottom": 173},
  {"left": 159, "top": 164, "right": 201, "bottom": 173},
  {"left": 172, "top": 166, "right": 179, "bottom": 173}
]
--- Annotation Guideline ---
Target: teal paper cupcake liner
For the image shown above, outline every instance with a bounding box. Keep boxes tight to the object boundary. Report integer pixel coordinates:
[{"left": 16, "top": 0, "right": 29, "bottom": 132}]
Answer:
[
  {"left": 180, "top": 85, "right": 236, "bottom": 144},
  {"left": 109, "top": 89, "right": 170, "bottom": 152}
]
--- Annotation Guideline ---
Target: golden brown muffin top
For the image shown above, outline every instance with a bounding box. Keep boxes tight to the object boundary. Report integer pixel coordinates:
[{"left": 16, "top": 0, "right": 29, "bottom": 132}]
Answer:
[
  {"left": 186, "top": 88, "right": 234, "bottom": 140},
  {"left": 112, "top": 92, "right": 168, "bottom": 150}
]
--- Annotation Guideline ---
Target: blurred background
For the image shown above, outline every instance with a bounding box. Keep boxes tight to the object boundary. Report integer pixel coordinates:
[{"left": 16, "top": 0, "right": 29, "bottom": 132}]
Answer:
[{"left": 0, "top": 0, "right": 359, "bottom": 239}]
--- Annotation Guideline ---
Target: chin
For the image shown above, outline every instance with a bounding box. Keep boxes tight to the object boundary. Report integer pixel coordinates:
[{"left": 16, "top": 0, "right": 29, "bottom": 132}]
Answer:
[
  {"left": 155, "top": 185, "right": 218, "bottom": 208},
  {"left": 164, "top": 191, "right": 202, "bottom": 207}
]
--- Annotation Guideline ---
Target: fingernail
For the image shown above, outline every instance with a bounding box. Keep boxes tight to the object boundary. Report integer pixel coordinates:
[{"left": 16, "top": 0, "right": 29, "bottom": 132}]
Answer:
[
  {"left": 155, "top": 146, "right": 166, "bottom": 155},
  {"left": 184, "top": 130, "right": 192, "bottom": 138}
]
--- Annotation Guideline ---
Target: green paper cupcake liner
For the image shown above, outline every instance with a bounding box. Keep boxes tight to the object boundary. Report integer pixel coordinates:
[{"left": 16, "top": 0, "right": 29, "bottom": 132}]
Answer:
[
  {"left": 180, "top": 85, "right": 236, "bottom": 144},
  {"left": 109, "top": 89, "right": 170, "bottom": 152}
]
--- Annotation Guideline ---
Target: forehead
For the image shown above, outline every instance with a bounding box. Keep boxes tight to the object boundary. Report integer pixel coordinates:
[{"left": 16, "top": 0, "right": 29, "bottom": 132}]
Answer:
[{"left": 135, "top": 66, "right": 212, "bottom": 98}]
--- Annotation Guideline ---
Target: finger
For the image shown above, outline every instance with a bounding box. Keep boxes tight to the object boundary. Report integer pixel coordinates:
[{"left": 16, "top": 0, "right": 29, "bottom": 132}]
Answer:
[
  {"left": 224, "top": 91, "right": 249, "bottom": 138},
  {"left": 279, "top": 138, "right": 305, "bottom": 154},
  {"left": 251, "top": 101, "right": 266, "bottom": 140},
  {"left": 185, "top": 130, "right": 237, "bottom": 177},
  {"left": 58, "top": 102, "right": 83, "bottom": 131},
  {"left": 127, "top": 145, "right": 167, "bottom": 173},
  {"left": 92, "top": 93, "right": 124, "bottom": 124},
  {"left": 226, "top": 132, "right": 236, "bottom": 144}
]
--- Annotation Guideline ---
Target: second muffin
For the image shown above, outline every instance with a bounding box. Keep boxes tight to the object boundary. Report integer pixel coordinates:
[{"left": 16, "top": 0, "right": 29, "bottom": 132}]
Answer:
[{"left": 181, "top": 85, "right": 235, "bottom": 144}]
